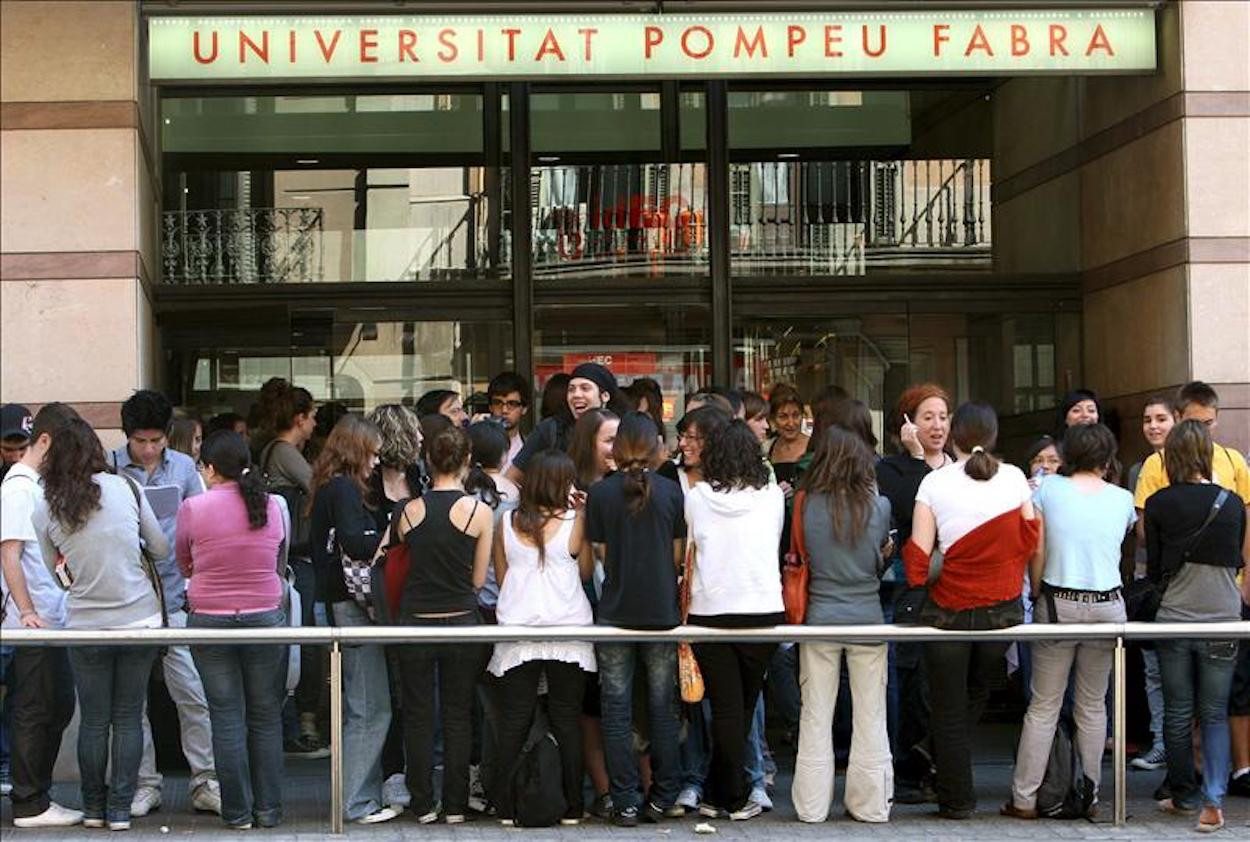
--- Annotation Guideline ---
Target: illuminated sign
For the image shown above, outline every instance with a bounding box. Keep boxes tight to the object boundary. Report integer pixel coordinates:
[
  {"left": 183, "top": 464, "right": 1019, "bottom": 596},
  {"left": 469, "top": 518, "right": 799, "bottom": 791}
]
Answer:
[{"left": 148, "top": 9, "right": 1156, "bottom": 81}]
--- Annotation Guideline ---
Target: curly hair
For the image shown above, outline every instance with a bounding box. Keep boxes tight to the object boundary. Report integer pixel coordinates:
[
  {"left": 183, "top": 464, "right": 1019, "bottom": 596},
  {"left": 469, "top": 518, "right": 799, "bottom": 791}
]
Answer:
[
  {"left": 702, "top": 419, "right": 770, "bottom": 492},
  {"left": 120, "top": 390, "right": 173, "bottom": 437},
  {"left": 308, "top": 415, "right": 381, "bottom": 513},
  {"left": 889, "top": 383, "right": 951, "bottom": 438},
  {"left": 41, "top": 417, "right": 110, "bottom": 533},
  {"left": 368, "top": 404, "right": 423, "bottom": 469}
]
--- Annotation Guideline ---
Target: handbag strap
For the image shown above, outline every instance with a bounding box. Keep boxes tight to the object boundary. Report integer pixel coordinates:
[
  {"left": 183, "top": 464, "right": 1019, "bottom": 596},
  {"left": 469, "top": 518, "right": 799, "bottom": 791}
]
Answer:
[
  {"left": 1179, "top": 487, "right": 1230, "bottom": 564},
  {"left": 680, "top": 535, "right": 695, "bottom": 623},
  {"left": 122, "top": 476, "right": 170, "bottom": 628}
]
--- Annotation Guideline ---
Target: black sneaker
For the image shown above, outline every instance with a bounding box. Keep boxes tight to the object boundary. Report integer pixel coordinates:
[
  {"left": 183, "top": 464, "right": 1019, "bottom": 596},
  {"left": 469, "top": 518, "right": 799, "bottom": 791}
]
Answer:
[
  {"left": 1229, "top": 772, "right": 1250, "bottom": 798},
  {"left": 642, "top": 802, "right": 664, "bottom": 823},
  {"left": 614, "top": 806, "right": 639, "bottom": 827},
  {"left": 588, "top": 792, "right": 613, "bottom": 819}
]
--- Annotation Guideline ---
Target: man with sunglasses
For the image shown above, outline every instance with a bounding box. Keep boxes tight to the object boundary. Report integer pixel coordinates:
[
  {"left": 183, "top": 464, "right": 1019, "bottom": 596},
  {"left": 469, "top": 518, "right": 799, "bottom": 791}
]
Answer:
[{"left": 486, "top": 372, "right": 531, "bottom": 475}]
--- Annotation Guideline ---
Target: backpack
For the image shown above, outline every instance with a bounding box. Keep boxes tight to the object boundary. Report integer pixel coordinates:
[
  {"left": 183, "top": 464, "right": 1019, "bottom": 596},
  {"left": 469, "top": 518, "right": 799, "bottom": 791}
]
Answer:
[
  {"left": 507, "top": 701, "right": 567, "bottom": 827},
  {"left": 259, "top": 440, "right": 311, "bottom": 557},
  {"left": 1035, "top": 711, "right": 1093, "bottom": 819}
]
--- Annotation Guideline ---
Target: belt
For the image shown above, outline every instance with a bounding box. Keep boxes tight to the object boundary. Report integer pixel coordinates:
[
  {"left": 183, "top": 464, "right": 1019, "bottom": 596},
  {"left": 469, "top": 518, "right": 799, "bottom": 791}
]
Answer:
[{"left": 1047, "top": 586, "right": 1121, "bottom": 604}]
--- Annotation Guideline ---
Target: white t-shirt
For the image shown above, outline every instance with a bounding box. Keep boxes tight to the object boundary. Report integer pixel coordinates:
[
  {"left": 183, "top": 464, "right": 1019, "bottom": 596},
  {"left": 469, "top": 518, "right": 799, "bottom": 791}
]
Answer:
[
  {"left": 0, "top": 463, "right": 67, "bottom": 629},
  {"left": 684, "top": 482, "right": 785, "bottom": 617},
  {"left": 915, "top": 460, "right": 1032, "bottom": 555}
]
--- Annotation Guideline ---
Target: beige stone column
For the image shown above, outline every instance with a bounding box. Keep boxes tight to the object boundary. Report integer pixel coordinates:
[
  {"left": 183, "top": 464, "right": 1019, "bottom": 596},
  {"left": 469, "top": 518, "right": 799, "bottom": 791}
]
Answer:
[
  {"left": 0, "top": 0, "right": 157, "bottom": 444},
  {"left": 993, "top": 0, "right": 1250, "bottom": 460}
]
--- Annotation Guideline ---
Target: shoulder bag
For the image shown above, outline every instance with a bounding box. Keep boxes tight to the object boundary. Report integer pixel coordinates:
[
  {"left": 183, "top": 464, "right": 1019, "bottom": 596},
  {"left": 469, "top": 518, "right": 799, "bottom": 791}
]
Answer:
[
  {"left": 369, "top": 502, "right": 414, "bottom": 625},
  {"left": 781, "top": 489, "right": 810, "bottom": 625},
  {"left": 1124, "top": 487, "right": 1230, "bottom": 622},
  {"left": 123, "top": 478, "right": 170, "bottom": 645},
  {"left": 677, "top": 538, "right": 705, "bottom": 704}
]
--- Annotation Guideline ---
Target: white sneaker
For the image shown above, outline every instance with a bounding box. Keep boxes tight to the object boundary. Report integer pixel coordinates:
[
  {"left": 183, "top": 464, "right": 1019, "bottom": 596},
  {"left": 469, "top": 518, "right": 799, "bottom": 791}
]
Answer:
[
  {"left": 467, "top": 763, "right": 487, "bottom": 813},
  {"left": 729, "top": 800, "right": 763, "bottom": 821},
  {"left": 13, "top": 801, "right": 85, "bottom": 828},
  {"left": 191, "top": 779, "right": 222, "bottom": 814},
  {"left": 749, "top": 785, "right": 774, "bottom": 812},
  {"left": 108, "top": 819, "right": 131, "bottom": 831},
  {"left": 130, "top": 785, "right": 162, "bottom": 817},
  {"left": 0, "top": 778, "right": 12, "bottom": 796},
  {"left": 355, "top": 805, "right": 401, "bottom": 825},
  {"left": 415, "top": 808, "right": 440, "bottom": 824},
  {"left": 83, "top": 818, "right": 106, "bottom": 828},
  {"left": 382, "top": 773, "right": 411, "bottom": 809},
  {"left": 1132, "top": 745, "right": 1166, "bottom": 771}
]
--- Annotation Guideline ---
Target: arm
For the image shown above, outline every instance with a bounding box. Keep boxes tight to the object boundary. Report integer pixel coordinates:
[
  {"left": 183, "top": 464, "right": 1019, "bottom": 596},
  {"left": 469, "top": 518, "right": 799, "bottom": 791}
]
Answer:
[
  {"left": 504, "top": 464, "right": 524, "bottom": 487},
  {"left": 492, "top": 521, "right": 509, "bottom": 589},
  {"left": 275, "top": 496, "right": 290, "bottom": 574},
  {"left": 1240, "top": 506, "right": 1250, "bottom": 605},
  {"left": 329, "top": 479, "right": 380, "bottom": 560},
  {"left": 470, "top": 504, "right": 493, "bottom": 591},
  {"left": 1, "top": 540, "right": 45, "bottom": 628},
  {"left": 903, "top": 501, "right": 936, "bottom": 587},
  {"left": 570, "top": 511, "right": 593, "bottom": 581},
  {"left": 175, "top": 501, "right": 194, "bottom": 578},
  {"left": 1029, "top": 513, "right": 1046, "bottom": 599}
]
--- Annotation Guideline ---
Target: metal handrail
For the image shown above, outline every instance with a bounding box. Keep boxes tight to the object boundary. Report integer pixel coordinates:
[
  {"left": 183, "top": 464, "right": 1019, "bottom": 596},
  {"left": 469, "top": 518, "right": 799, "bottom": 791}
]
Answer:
[{"left": 8, "top": 620, "right": 1246, "bottom": 833}]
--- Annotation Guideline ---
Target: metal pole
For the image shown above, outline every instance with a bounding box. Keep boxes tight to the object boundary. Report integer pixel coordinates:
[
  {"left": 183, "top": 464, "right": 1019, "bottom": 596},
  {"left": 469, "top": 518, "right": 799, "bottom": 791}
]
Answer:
[
  {"left": 329, "top": 640, "right": 344, "bottom": 834},
  {"left": 1113, "top": 635, "right": 1127, "bottom": 827}
]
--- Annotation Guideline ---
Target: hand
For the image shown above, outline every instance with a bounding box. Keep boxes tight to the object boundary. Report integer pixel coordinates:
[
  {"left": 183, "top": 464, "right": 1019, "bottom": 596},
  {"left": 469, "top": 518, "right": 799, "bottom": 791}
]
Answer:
[
  {"left": 778, "top": 480, "right": 795, "bottom": 500},
  {"left": 900, "top": 413, "right": 924, "bottom": 459},
  {"left": 568, "top": 488, "right": 588, "bottom": 510},
  {"left": 469, "top": 412, "right": 492, "bottom": 425},
  {"left": 19, "top": 610, "right": 47, "bottom": 629}
]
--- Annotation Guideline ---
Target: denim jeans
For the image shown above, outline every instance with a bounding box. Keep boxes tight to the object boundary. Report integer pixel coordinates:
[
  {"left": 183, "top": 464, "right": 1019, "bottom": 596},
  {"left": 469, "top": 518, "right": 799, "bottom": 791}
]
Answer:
[
  {"left": 596, "top": 641, "right": 683, "bottom": 811},
  {"left": 679, "top": 700, "right": 712, "bottom": 796},
  {"left": 1157, "top": 638, "right": 1237, "bottom": 809},
  {"left": 745, "top": 695, "right": 766, "bottom": 791},
  {"left": 397, "top": 612, "right": 489, "bottom": 816},
  {"left": 332, "top": 600, "right": 392, "bottom": 821},
  {"left": 189, "top": 608, "right": 288, "bottom": 826},
  {"left": 69, "top": 645, "right": 160, "bottom": 823},
  {"left": 138, "top": 609, "right": 216, "bottom": 793},
  {"left": 0, "top": 645, "right": 14, "bottom": 781}
]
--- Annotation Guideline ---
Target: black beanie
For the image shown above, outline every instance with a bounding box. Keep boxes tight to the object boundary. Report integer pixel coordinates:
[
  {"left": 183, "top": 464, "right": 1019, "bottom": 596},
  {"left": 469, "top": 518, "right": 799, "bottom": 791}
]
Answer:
[{"left": 569, "top": 362, "right": 618, "bottom": 399}]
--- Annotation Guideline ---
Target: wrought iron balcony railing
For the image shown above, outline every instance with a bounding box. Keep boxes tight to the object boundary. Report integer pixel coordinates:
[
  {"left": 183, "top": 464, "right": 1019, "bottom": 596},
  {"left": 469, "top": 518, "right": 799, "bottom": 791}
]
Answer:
[{"left": 162, "top": 207, "right": 324, "bottom": 285}]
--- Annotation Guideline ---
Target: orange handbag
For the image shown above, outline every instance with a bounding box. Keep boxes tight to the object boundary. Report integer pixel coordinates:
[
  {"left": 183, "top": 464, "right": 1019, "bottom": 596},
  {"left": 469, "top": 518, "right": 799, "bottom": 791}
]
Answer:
[{"left": 781, "top": 490, "right": 810, "bottom": 625}]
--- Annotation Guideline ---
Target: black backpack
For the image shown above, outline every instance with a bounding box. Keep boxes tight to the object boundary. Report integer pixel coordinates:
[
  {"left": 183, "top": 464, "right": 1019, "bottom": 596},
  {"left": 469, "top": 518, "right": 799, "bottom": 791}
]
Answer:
[
  {"left": 259, "top": 440, "right": 311, "bottom": 557},
  {"left": 507, "top": 701, "right": 567, "bottom": 827},
  {"left": 1036, "top": 712, "right": 1093, "bottom": 819}
]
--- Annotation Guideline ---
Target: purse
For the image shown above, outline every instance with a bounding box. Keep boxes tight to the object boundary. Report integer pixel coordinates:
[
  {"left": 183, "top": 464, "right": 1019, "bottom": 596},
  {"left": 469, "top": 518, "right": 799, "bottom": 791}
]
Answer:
[
  {"left": 1127, "top": 487, "right": 1230, "bottom": 622},
  {"left": 369, "top": 504, "right": 413, "bottom": 625},
  {"left": 781, "top": 490, "right": 810, "bottom": 625},
  {"left": 677, "top": 539, "right": 705, "bottom": 704}
]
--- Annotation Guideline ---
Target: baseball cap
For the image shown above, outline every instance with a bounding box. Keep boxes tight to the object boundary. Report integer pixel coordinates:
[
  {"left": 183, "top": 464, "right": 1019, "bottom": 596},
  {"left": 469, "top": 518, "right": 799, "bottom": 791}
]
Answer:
[{"left": 1, "top": 404, "right": 34, "bottom": 440}]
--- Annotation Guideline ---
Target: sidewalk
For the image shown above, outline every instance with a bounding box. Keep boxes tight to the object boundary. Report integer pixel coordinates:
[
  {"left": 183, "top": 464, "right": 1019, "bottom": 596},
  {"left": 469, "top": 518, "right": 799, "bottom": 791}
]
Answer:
[{"left": 4, "top": 725, "right": 1247, "bottom": 840}]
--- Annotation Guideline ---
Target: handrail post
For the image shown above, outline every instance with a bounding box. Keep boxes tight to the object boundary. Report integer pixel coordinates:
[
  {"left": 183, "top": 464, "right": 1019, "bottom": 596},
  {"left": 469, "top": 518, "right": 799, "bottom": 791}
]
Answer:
[
  {"left": 329, "top": 639, "right": 344, "bottom": 834},
  {"left": 1113, "top": 634, "right": 1127, "bottom": 827}
]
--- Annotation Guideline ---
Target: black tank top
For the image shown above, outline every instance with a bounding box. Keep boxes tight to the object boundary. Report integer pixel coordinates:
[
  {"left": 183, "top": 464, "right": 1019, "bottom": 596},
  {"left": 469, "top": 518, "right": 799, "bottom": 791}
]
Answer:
[{"left": 402, "top": 490, "right": 480, "bottom": 616}]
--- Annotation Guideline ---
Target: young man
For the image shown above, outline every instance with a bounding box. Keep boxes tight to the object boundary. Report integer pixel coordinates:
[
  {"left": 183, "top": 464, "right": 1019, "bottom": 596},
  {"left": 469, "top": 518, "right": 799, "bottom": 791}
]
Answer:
[
  {"left": 505, "top": 362, "right": 627, "bottom": 486},
  {"left": 487, "top": 371, "right": 531, "bottom": 475},
  {"left": 1132, "top": 381, "right": 1250, "bottom": 798},
  {"left": 112, "top": 390, "right": 220, "bottom": 817},
  {"left": 1, "top": 403, "right": 81, "bottom": 827},
  {"left": 0, "top": 404, "right": 33, "bottom": 481}
]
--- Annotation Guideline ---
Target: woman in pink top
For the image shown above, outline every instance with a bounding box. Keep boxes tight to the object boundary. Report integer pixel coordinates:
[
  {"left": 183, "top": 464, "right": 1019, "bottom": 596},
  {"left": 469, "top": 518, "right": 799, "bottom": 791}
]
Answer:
[{"left": 178, "top": 431, "right": 289, "bottom": 830}]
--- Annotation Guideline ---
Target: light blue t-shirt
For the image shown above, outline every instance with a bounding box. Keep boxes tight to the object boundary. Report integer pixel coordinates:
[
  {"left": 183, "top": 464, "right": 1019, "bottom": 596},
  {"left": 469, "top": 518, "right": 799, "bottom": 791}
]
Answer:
[{"left": 1034, "top": 475, "right": 1136, "bottom": 592}]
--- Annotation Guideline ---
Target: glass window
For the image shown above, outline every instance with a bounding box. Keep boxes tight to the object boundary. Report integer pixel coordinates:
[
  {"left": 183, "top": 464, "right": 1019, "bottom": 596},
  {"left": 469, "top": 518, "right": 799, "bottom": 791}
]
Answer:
[
  {"left": 730, "top": 158, "right": 991, "bottom": 276},
  {"left": 171, "top": 318, "right": 512, "bottom": 416},
  {"left": 728, "top": 90, "right": 909, "bottom": 150},
  {"left": 535, "top": 304, "right": 711, "bottom": 434},
  {"left": 162, "top": 166, "right": 509, "bottom": 283},
  {"left": 162, "top": 94, "right": 484, "bottom": 155},
  {"left": 530, "top": 91, "right": 661, "bottom": 154}
]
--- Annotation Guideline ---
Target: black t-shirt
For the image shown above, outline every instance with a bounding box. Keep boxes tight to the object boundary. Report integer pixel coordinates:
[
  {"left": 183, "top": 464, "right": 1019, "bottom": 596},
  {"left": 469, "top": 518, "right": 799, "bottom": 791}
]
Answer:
[
  {"left": 512, "top": 415, "right": 573, "bottom": 473},
  {"left": 586, "top": 471, "right": 685, "bottom": 630},
  {"left": 875, "top": 454, "right": 932, "bottom": 547},
  {"left": 309, "top": 475, "right": 380, "bottom": 605},
  {"left": 1144, "top": 482, "right": 1247, "bottom": 582}
]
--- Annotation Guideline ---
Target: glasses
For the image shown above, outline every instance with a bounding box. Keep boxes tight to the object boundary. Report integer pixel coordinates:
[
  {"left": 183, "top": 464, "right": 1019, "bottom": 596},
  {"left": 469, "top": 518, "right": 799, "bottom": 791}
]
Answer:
[
  {"left": 490, "top": 398, "right": 525, "bottom": 411},
  {"left": 678, "top": 431, "right": 703, "bottom": 443}
]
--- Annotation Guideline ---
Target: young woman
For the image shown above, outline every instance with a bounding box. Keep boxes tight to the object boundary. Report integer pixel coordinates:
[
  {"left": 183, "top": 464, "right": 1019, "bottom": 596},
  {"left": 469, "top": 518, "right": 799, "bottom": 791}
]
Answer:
[
  {"left": 903, "top": 402, "right": 1039, "bottom": 819},
  {"left": 394, "top": 425, "right": 493, "bottom": 825},
  {"left": 791, "top": 427, "right": 894, "bottom": 824},
  {"left": 33, "top": 417, "right": 170, "bottom": 831},
  {"left": 685, "top": 419, "right": 785, "bottom": 822},
  {"left": 168, "top": 417, "right": 203, "bottom": 467},
  {"left": 625, "top": 377, "right": 668, "bottom": 447},
  {"left": 766, "top": 385, "right": 808, "bottom": 496},
  {"left": 467, "top": 418, "right": 519, "bottom": 623},
  {"left": 178, "top": 431, "right": 289, "bottom": 829},
  {"left": 1128, "top": 396, "right": 1176, "bottom": 772},
  {"left": 416, "top": 389, "right": 467, "bottom": 427},
  {"left": 741, "top": 391, "right": 770, "bottom": 445},
  {"left": 257, "top": 379, "right": 321, "bottom": 757},
  {"left": 586, "top": 412, "right": 687, "bottom": 826},
  {"left": 488, "top": 449, "right": 594, "bottom": 826},
  {"left": 569, "top": 408, "right": 619, "bottom": 492},
  {"left": 1004, "top": 424, "right": 1134, "bottom": 821},
  {"left": 1055, "top": 388, "right": 1102, "bottom": 433},
  {"left": 307, "top": 416, "right": 395, "bottom": 825},
  {"left": 873, "top": 383, "right": 951, "bottom": 803},
  {"left": 1024, "top": 436, "right": 1062, "bottom": 487},
  {"left": 1147, "top": 420, "right": 1249, "bottom": 833}
]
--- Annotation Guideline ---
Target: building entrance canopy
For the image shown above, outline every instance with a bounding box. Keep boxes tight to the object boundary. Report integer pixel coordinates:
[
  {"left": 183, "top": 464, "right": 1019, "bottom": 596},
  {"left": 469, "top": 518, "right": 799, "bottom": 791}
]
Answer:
[{"left": 148, "top": 8, "right": 1156, "bottom": 82}]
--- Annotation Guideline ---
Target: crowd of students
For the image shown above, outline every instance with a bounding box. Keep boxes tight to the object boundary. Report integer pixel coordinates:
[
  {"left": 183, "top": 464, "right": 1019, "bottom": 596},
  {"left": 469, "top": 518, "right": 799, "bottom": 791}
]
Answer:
[{"left": 0, "top": 370, "right": 1246, "bottom": 833}]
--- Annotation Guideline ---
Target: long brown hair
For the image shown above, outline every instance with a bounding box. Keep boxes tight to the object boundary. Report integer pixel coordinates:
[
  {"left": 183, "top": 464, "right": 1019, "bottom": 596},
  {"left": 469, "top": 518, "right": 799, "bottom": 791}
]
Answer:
[
  {"left": 308, "top": 415, "right": 381, "bottom": 513},
  {"left": 613, "top": 412, "right": 661, "bottom": 515},
  {"left": 1163, "top": 419, "right": 1213, "bottom": 485},
  {"left": 512, "top": 449, "right": 576, "bottom": 565},
  {"left": 568, "top": 408, "right": 617, "bottom": 490},
  {"left": 801, "top": 425, "right": 877, "bottom": 544},
  {"left": 42, "top": 417, "right": 111, "bottom": 533}
]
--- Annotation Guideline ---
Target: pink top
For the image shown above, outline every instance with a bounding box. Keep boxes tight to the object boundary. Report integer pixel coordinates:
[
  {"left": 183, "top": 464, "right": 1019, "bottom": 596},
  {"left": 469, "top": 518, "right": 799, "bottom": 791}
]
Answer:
[{"left": 176, "top": 483, "right": 286, "bottom": 615}]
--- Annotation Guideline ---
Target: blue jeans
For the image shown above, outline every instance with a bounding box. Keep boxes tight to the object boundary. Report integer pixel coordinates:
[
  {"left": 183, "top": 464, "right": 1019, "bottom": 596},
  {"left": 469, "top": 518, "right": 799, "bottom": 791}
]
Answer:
[
  {"left": 746, "top": 695, "right": 766, "bottom": 790},
  {"left": 0, "top": 645, "right": 13, "bottom": 781},
  {"left": 680, "top": 700, "right": 712, "bottom": 795},
  {"left": 189, "top": 608, "right": 287, "bottom": 826},
  {"left": 69, "top": 645, "right": 160, "bottom": 823},
  {"left": 596, "top": 641, "right": 682, "bottom": 811},
  {"left": 1157, "top": 638, "right": 1237, "bottom": 809},
  {"left": 333, "top": 600, "right": 392, "bottom": 820}
]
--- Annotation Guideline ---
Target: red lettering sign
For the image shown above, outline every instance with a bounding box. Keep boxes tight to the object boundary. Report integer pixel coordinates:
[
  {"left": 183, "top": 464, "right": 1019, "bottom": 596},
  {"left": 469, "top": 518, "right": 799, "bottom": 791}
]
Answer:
[
  {"left": 358, "top": 29, "right": 378, "bottom": 63},
  {"left": 577, "top": 27, "right": 598, "bottom": 61},
  {"left": 933, "top": 24, "right": 950, "bottom": 57},
  {"left": 239, "top": 31, "right": 269, "bottom": 63},
  {"left": 862, "top": 24, "right": 886, "bottom": 57},
  {"left": 786, "top": 25, "right": 806, "bottom": 57},
  {"left": 1049, "top": 24, "right": 1069, "bottom": 56},
  {"left": 1086, "top": 24, "right": 1114, "bottom": 56},
  {"left": 193, "top": 31, "right": 218, "bottom": 64},
  {"left": 398, "top": 30, "right": 418, "bottom": 62},
  {"left": 1011, "top": 24, "right": 1030, "bottom": 56},
  {"left": 681, "top": 26, "right": 713, "bottom": 59},
  {"left": 535, "top": 28, "right": 566, "bottom": 61},
  {"left": 734, "top": 26, "right": 767, "bottom": 59},
  {"left": 964, "top": 24, "right": 993, "bottom": 57},
  {"left": 315, "top": 30, "right": 341, "bottom": 63},
  {"left": 500, "top": 28, "right": 521, "bottom": 61},
  {"left": 437, "top": 28, "right": 458, "bottom": 62},
  {"left": 824, "top": 25, "right": 843, "bottom": 58},
  {"left": 644, "top": 25, "right": 663, "bottom": 59}
]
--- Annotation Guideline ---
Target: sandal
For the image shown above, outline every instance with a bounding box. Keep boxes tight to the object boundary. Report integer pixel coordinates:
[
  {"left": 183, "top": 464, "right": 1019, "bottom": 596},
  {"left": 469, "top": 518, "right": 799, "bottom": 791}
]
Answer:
[
  {"left": 1156, "top": 798, "right": 1197, "bottom": 816},
  {"left": 1196, "top": 806, "right": 1224, "bottom": 833}
]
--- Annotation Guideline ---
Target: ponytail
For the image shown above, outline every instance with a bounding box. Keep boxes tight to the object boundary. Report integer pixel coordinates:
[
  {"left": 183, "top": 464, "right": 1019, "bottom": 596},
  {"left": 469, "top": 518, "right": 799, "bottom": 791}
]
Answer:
[
  {"left": 951, "top": 402, "right": 1000, "bottom": 481},
  {"left": 963, "top": 445, "right": 1000, "bottom": 481},
  {"left": 621, "top": 463, "right": 651, "bottom": 515},
  {"left": 201, "top": 430, "right": 270, "bottom": 529},
  {"left": 612, "top": 411, "right": 660, "bottom": 514},
  {"left": 464, "top": 463, "right": 501, "bottom": 509}
]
